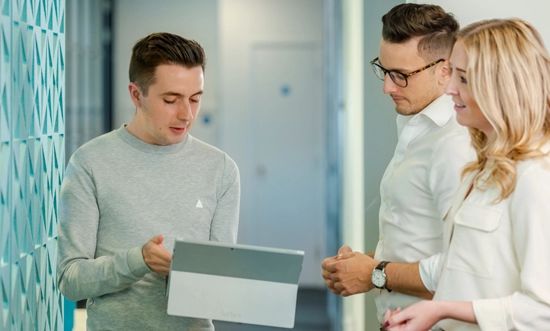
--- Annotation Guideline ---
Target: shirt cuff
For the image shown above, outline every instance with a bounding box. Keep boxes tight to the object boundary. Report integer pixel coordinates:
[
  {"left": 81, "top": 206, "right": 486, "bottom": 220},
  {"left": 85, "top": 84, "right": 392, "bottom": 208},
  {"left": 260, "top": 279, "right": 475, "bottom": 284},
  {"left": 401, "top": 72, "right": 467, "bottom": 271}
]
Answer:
[
  {"left": 472, "top": 297, "right": 511, "bottom": 330},
  {"left": 127, "top": 245, "right": 152, "bottom": 277},
  {"left": 418, "top": 253, "right": 442, "bottom": 292}
]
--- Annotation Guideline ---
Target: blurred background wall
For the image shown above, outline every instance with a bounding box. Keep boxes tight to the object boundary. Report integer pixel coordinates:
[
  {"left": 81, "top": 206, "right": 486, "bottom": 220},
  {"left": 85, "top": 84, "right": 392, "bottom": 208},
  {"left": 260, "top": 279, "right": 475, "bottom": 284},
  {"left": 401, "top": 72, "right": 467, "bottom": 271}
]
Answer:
[{"left": 65, "top": 0, "right": 112, "bottom": 161}]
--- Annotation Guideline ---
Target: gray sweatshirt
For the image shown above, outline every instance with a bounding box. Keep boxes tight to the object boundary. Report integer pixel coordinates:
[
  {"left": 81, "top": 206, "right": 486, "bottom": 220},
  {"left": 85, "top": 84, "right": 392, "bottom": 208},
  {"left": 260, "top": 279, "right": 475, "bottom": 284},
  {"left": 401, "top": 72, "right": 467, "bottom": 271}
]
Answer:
[{"left": 57, "top": 125, "right": 240, "bottom": 330}]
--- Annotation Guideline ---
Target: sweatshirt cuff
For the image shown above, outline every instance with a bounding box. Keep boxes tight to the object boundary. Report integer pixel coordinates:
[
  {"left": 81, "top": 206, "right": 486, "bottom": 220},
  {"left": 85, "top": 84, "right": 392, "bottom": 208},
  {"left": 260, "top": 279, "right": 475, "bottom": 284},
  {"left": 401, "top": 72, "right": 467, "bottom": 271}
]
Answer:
[
  {"left": 473, "top": 297, "right": 510, "bottom": 330},
  {"left": 127, "top": 245, "right": 152, "bottom": 277}
]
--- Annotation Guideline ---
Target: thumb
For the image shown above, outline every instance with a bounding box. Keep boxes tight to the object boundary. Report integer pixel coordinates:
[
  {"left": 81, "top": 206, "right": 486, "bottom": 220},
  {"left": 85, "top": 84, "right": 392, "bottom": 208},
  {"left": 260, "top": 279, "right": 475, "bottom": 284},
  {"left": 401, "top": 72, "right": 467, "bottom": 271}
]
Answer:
[
  {"left": 150, "top": 234, "right": 164, "bottom": 245},
  {"left": 383, "top": 309, "right": 391, "bottom": 322},
  {"left": 338, "top": 245, "right": 353, "bottom": 254}
]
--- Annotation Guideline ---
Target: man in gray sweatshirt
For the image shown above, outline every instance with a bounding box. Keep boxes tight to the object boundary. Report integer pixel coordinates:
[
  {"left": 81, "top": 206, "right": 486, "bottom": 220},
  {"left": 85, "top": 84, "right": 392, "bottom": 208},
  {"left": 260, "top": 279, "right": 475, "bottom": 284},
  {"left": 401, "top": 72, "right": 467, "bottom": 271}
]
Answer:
[{"left": 57, "top": 32, "right": 240, "bottom": 330}]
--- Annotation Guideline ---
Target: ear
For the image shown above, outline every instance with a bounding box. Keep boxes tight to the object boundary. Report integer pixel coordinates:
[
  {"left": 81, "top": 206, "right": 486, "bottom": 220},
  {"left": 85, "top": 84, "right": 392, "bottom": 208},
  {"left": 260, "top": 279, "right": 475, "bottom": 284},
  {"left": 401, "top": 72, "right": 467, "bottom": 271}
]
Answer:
[
  {"left": 128, "top": 82, "right": 143, "bottom": 108},
  {"left": 438, "top": 60, "right": 451, "bottom": 86}
]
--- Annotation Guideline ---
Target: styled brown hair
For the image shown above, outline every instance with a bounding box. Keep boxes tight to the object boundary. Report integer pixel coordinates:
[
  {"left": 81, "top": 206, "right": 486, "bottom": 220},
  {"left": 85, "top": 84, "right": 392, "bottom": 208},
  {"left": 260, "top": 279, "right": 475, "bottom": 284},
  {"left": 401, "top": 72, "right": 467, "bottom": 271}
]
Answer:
[
  {"left": 382, "top": 4, "right": 459, "bottom": 61},
  {"left": 129, "top": 32, "right": 206, "bottom": 95}
]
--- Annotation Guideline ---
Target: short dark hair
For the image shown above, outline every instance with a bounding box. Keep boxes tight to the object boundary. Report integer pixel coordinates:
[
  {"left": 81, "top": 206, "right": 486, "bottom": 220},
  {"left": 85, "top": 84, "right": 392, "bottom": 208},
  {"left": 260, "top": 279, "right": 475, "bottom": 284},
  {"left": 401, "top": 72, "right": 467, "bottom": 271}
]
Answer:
[
  {"left": 129, "top": 32, "right": 206, "bottom": 95},
  {"left": 381, "top": 4, "right": 459, "bottom": 60}
]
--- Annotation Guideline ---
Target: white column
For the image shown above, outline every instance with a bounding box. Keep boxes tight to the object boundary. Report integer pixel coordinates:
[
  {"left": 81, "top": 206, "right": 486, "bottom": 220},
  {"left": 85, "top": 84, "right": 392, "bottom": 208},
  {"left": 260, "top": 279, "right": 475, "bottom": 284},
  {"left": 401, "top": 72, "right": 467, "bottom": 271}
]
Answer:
[{"left": 342, "top": 0, "right": 365, "bottom": 330}]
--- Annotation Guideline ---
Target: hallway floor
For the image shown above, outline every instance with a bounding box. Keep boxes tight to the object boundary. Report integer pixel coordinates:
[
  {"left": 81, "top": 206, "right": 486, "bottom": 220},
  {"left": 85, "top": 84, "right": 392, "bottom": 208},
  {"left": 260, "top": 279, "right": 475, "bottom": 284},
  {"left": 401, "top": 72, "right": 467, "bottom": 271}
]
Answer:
[{"left": 72, "top": 289, "right": 331, "bottom": 331}]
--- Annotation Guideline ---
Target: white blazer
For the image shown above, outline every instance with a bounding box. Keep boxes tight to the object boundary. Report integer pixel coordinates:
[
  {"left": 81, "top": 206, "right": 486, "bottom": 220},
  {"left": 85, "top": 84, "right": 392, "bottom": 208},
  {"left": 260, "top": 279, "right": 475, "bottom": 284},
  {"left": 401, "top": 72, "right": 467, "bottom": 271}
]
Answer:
[{"left": 431, "top": 155, "right": 550, "bottom": 330}]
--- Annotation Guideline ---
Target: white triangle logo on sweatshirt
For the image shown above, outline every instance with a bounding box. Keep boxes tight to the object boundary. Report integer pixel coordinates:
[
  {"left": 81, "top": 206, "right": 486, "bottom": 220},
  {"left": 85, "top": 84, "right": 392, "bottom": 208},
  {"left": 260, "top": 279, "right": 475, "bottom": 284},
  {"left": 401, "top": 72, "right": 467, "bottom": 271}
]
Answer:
[{"left": 196, "top": 199, "right": 203, "bottom": 208}]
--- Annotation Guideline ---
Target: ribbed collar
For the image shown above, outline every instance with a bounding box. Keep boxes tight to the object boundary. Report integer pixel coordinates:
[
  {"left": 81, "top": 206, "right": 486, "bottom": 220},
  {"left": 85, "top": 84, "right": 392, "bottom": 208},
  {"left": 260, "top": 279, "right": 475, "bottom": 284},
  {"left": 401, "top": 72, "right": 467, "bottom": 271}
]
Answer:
[{"left": 116, "top": 124, "right": 189, "bottom": 155}]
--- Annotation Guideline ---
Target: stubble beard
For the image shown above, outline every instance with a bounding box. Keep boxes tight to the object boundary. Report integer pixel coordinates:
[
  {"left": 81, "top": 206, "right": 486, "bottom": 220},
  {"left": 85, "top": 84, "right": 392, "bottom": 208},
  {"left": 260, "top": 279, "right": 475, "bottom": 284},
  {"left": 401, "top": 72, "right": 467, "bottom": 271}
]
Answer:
[
  {"left": 394, "top": 100, "right": 424, "bottom": 116},
  {"left": 394, "top": 87, "right": 442, "bottom": 116}
]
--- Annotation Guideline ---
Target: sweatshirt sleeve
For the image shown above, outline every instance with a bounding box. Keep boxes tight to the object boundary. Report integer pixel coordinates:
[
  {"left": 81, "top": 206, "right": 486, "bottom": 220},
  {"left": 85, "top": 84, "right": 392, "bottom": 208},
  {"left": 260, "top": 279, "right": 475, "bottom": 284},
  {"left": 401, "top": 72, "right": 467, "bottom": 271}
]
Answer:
[
  {"left": 209, "top": 153, "right": 240, "bottom": 244},
  {"left": 57, "top": 150, "right": 151, "bottom": 302},
  {"left": 473, "top": 162, "right": 550, "bottom": 330}
]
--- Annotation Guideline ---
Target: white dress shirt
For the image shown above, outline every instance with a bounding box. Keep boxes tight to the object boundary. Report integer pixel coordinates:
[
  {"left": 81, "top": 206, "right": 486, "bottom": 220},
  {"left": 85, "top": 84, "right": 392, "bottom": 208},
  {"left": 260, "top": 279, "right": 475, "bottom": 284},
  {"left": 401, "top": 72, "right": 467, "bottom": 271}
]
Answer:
[
  {"left": 374, "top": 95, "right": 474, "bottom": 321},
  {"left": 430, "top": 148, "right": 550, "bottom": 330}
]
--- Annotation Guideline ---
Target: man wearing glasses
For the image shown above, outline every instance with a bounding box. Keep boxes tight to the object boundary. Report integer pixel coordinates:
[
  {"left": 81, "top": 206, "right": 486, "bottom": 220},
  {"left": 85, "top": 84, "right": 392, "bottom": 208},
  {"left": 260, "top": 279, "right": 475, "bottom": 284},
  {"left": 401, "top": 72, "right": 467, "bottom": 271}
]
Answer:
[{"left": 322, "top": 3, "right": 474, "bottom": 324}]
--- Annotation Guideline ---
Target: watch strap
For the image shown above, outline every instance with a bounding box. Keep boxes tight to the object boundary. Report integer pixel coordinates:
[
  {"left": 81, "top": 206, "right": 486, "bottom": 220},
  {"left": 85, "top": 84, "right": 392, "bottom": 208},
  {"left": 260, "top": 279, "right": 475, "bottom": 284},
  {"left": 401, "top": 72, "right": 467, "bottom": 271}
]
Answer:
[
  {"left": 375, "top": 260, "right": 391, "bottom": 271},
  {"left": 375, "top": 261, "right": 392, "bottom": 292}
]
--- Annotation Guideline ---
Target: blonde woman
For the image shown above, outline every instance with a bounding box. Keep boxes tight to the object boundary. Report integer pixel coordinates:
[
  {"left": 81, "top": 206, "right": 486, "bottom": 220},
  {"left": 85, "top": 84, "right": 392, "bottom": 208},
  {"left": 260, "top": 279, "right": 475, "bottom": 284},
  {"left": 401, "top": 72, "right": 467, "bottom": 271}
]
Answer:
[{"left": 384, "top": 19, "right": 550, "bottom": 331}]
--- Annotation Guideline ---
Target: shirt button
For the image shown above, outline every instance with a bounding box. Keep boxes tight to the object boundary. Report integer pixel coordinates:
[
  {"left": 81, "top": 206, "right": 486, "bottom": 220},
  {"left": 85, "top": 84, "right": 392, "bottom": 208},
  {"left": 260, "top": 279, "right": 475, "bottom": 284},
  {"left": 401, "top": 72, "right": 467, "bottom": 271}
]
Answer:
[
  {"left": 379, "top": 234, "right": 385, "bottom": 240},
  {"left": 393, "top": 162, "right": 399, "bottom": 167},
  {"left": 382, "top": 197, "right": 387, "bottom": 202}
]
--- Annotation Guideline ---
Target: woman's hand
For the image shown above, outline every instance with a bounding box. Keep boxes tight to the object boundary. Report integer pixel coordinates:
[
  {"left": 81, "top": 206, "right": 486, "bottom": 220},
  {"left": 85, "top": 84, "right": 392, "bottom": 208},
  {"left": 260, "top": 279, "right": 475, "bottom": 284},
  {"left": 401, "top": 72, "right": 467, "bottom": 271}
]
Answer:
[
  {"left": 383, "top": 301, "right": 444, "bottom": 331},
  {"left": 384, "top": 300, "right": 476, "bottom": 331}
]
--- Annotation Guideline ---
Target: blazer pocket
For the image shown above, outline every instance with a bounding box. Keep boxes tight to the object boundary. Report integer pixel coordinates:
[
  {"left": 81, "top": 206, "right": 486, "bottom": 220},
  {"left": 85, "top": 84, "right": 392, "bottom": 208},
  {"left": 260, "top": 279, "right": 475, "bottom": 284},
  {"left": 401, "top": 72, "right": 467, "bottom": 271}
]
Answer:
[{"left": 446, "top": 204, "right": 502, "bottom": 278}]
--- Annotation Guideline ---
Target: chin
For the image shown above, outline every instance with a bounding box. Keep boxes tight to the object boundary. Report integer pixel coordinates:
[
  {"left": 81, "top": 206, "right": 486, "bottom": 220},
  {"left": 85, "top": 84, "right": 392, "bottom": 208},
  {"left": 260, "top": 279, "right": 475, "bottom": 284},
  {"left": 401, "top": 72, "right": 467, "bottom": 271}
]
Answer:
[
  {"left": 455, "top": 115, "right": 469, "bottom": 127},
  {"left": 395, "top": 106, "right": 422, "bottom": 116}
]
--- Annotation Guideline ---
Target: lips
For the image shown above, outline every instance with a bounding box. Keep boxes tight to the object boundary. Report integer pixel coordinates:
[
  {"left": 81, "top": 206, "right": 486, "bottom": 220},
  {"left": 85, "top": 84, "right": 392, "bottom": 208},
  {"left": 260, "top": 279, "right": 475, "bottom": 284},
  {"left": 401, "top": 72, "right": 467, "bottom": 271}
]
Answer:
[
  {"left": 170, "top": 127, "right": 186, "bottom": 134},
  {"left": 391, "top": 95, "right": 406, "bottom": 103},
  {"left": 453, "top": 101, "right": 466, "bottom": 112}
]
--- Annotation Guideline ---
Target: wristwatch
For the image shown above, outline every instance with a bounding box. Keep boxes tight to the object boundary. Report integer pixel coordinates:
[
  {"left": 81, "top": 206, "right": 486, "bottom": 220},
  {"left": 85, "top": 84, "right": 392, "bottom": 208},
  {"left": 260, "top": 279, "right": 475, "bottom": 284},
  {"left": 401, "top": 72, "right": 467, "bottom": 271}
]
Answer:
[{"left": 371, "top": 261, "right": 392, "bottom": 292}]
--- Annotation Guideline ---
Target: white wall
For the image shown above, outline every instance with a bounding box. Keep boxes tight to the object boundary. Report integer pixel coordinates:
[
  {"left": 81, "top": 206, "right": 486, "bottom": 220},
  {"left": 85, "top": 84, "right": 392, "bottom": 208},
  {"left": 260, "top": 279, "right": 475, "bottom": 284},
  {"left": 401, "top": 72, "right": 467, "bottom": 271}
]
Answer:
[
  {"left": 113, "top": 0, "right": 220, "bottom": 145},
  {"left": 415, "top": 0, "right": 550, "bottom": 46},
  {"left": 218, "top": 0, "right": 324, "bottom": 245}
]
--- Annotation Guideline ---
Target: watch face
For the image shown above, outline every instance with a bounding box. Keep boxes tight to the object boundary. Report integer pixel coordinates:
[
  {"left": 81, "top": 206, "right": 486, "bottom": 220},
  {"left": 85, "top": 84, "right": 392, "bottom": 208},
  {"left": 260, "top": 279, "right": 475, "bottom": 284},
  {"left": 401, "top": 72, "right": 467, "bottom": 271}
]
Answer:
[{"left": 371, "top": 269, "right": 386, "bottom": 288}]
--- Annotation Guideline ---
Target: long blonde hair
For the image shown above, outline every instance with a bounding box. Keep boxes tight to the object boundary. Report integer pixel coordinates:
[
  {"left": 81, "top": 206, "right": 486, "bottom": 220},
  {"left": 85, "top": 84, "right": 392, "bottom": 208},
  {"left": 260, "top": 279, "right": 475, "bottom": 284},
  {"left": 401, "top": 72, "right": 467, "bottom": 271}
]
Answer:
[{"left": 457, "top": 19, "right": 550, "bottom": 201}]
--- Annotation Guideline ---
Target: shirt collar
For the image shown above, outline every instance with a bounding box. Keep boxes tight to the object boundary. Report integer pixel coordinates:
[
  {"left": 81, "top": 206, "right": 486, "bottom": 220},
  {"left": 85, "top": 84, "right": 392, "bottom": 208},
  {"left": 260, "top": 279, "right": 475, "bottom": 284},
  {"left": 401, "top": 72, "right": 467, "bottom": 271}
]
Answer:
[
  {"left": 395, "top": 94, "right": 454, "bottom": 137},
  {"left": 417, "top": 94, "right": 455, "bottom": 127}
]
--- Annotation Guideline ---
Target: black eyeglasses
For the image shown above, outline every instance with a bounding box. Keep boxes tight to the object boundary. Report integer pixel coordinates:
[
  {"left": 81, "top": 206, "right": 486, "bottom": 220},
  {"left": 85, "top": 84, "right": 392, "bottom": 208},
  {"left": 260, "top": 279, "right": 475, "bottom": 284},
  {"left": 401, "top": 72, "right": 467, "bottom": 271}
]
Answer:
[{"left": 370, "top": 57, "right": 445, "bottom": 88}]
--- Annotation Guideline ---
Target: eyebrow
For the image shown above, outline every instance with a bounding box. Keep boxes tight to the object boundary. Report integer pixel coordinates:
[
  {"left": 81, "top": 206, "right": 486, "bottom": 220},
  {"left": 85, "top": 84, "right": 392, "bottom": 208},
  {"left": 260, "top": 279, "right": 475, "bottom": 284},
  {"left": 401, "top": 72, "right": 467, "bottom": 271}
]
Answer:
[
  {"left": 449, "top": 63, "right": 466, "bottom": 73},
  {"left": 378, "top": 59, "right": 413, "bottom": 73},
  {"left": 160, "top": 91, "right": 204, "bottom": 97}
]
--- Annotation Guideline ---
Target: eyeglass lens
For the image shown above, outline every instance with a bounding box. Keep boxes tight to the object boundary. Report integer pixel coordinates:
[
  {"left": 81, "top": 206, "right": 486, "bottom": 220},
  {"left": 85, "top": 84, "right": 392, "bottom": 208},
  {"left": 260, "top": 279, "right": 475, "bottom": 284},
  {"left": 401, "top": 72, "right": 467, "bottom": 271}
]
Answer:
[{"left": 371, "top": 64, "right": 407, "bottom": 87}]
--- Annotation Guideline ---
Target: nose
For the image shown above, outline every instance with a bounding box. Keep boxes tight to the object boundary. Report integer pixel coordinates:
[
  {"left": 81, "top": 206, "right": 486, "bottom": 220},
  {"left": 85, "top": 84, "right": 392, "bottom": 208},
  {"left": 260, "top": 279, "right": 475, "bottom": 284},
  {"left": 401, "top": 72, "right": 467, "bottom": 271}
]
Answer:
[
  {"left": 177, "top": 100, "right": 194, "bottom": 121},
  {"left": 382, "top": 75, "right": 399, "bottom": 94},
  {"left": 445, "top": 80, "right": 457, "bottom": 96}
]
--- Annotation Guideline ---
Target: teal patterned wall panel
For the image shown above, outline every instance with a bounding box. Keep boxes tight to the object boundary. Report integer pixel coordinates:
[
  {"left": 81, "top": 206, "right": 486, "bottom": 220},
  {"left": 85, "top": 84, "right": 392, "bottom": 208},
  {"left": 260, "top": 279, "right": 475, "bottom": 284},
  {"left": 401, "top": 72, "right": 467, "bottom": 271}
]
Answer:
[{"left": 0, "top": 0, "right": 65, "bottom": 330}]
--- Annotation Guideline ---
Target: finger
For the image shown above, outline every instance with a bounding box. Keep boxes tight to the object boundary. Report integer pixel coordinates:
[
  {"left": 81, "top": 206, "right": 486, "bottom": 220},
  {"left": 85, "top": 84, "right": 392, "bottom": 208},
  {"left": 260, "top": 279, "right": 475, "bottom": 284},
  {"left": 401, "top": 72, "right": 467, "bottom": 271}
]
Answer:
[
  {"left": 321, "top": 257, "right": 336, "bottom": 269},
  {"left": 338, "top": 245, "right": 353, "bottom": 254},
  {"left": 334, "top": 281, "right": 347, "bottom": 292},
  {"left": 329, "top": 271, "right": 341, "bottom": 281},
  {"left": 387, "top": 325, "right": 407, "bottom": 331},
  {"left": 341, "top": 288, "right": 355, "bottom": 297},
  {"left": 148, "top": 234, "right": 165, "bottom": 246},
  {"left": 387, "top": 309, "right": 410, "bottom": 327},
  {"left": 328, "top": 287, "right": 341, "bottom": 295},
  {"left": 154, "top": 247, "right": 173, "bottom": 263},
  {"left": 384, "top": 309, "right": 391, "bottom": 322},
  {"left": 145, "top": 247, "right": 172, "bottom": 268},
  {"left": 148, "top": 235, "right": 159, "bottom": 244},
  {"left": 156, "top": 266, "right": 170, "bottom": 276},
  {"left": 337, "top": 252, "right": 355, "bottom": 260},
  {"left": 325, "top": 261, "right": 339, "bottom": 272}
]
